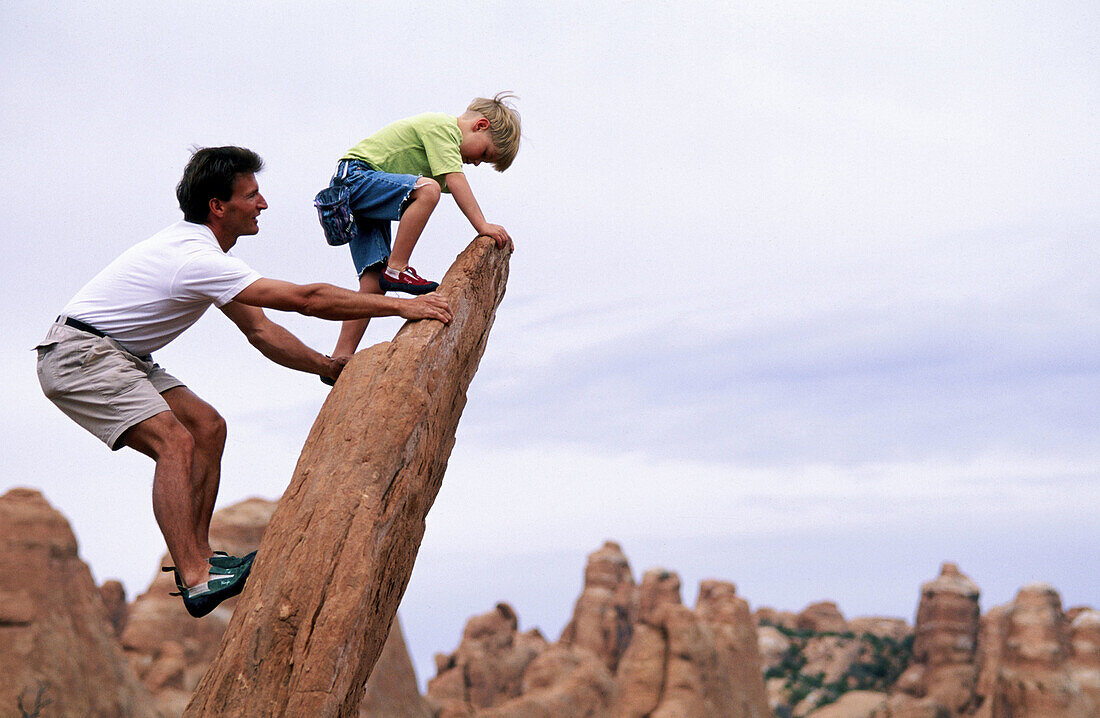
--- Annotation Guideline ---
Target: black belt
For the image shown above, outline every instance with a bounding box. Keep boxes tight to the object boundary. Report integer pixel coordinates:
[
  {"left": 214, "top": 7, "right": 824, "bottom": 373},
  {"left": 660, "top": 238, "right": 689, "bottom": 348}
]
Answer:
[
  {"left": 58, "top": 316, "right": 153, "bottom": 362},
  {"left": 60, "top": 315, "right": 107, "bottom": 338}
]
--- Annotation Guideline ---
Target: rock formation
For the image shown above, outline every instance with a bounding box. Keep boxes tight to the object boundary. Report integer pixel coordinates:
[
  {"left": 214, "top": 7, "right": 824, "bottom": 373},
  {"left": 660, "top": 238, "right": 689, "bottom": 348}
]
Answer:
[
  {"left": 849, "top": 618, "right": 911, "bottom": 643},
  {"left": 0, "top": 487, "right": 157, "bottom": 718},
  {"left": 99, "top": 579, "right": 128, "bottom": 636},
  {"left": 807, "top": 690, "right": 887, "bottom": 718},
  {"left": 186, "top": 236, "right": 511, "bottom": 717},
  {"left": 4, "top": 479, "right": 1096, "bottom": 718},
  {"left": 758, "top": 623, "right": 793, "bottom": 669},
  {"left": 759, "top": 601, "right": 912, "bottom": 717},
  {"left": 693, "top": 579, "right": 773, "bottom": 718},
  {"left": 873, "top": 566, "right": 1098, "bottom": 718},
  {"left": 797, "top": 601, "right": 848, "bottom": 635},
  {"left": 612, "top": 571, "right": 770, "bottom": 718},
  {"left": 359, "top": 616, "right": 434, "bottom": 718},
  {"left": 428, "top": 603, "right": 551, "bottom": 712},
  {"left": 559, "top": 540, "right": 637, "bottom": 672},
  {"left": 1067, "top": 609, "right": 1100, "bottom": 711},
  {"left": 878, "top": 562, "right": 981, "bottom": 717},
  {"left": 476, "top": 643, "right": 617, "bottom": 717},
  {"left": 973, "top": 602, "right": 1011, "bottom": 716},
  {"left": 424, "top": 548, "right": 771, "bottom": 718},
  {"left": 426, "top": 602, "right": 616, "bottom": 716},
  {"left": 106, "top": 495, "right": 428, "bottom": 718},
  {"left": 972, "top": 584, "right": 1096, "bottom": 718},
  {"left": 756, "top": 606, "right": 800, "bottom": 632}
]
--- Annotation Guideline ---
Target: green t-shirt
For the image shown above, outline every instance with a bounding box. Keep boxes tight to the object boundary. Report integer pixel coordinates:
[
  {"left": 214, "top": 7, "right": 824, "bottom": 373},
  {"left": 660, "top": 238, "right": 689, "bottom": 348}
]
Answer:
[{"left": 342, "top": 113, "right": 463, "bottom": 193}]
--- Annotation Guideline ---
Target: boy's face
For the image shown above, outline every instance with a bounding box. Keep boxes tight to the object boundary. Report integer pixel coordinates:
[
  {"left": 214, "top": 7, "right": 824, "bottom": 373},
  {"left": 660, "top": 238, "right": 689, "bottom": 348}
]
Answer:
[{"left": 460, "top": 119, "right": 498, "bottom": 167}]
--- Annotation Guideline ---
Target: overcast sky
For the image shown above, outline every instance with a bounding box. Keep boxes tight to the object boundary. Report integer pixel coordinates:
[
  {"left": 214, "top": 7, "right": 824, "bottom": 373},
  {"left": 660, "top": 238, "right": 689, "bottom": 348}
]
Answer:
[{"left": 2, "top": 2, "right": 1097, "bottom": 687}]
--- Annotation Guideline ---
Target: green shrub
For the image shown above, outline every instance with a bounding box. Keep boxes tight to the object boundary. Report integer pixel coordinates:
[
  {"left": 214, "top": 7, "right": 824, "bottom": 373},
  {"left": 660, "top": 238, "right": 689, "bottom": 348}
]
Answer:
[{"left": 763, "top": 624, "right": 913, "bottom": 717}]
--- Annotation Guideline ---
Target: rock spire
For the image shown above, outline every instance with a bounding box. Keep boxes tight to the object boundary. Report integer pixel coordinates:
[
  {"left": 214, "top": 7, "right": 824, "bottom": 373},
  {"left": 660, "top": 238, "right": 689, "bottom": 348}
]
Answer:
[{"left": 185, "top": 237, "right": 511, "bottom": 717}]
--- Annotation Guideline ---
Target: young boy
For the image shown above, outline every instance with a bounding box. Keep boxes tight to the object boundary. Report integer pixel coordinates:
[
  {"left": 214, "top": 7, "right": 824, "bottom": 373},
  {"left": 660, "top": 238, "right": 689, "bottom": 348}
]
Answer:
[{"left": 317, "top": 92, "right": 521, "bottom": 359}]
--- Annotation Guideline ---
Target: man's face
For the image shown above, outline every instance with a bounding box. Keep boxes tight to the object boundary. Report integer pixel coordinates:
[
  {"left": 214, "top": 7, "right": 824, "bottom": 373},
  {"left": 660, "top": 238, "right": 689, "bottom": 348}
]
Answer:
[{"left": 221, "top": 173, "right": 268, "bottom": 236}]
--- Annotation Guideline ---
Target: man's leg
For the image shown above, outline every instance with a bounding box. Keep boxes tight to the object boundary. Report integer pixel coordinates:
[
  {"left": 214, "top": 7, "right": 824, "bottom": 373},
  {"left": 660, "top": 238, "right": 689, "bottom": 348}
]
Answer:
[
  {"left": 332, "top": 268, "right": 384, "bottom": 357},
  {"left": 119, "top": 410, "right": 212, "bottom": 589},
  {"left": 161, "top": 387, "right": 227, "bottom": 559}
]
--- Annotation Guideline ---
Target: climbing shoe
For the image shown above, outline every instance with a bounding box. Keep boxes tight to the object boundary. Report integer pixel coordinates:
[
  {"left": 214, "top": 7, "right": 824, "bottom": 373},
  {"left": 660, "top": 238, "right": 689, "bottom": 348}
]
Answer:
[
  {"left": 209, "top": 550, "right": 257, "bottom": 570},
  {"left": 162, "top": 553, "right": 255, "bottom": 618},
  {"left": 163, "top": 550, "right": 255, "bottom": 574},
  {"left": 379, "top": 265, "right": 439, "bottom": 295}
]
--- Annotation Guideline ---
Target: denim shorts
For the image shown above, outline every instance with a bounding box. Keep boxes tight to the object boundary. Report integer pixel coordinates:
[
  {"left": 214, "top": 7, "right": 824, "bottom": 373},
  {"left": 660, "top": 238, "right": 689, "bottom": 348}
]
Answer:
[
  {"left": 35, "top": 320, "right": 185, "bottom": 450},
  {"left": 332, "top": 160, "right": 420, "bottom": 276}
]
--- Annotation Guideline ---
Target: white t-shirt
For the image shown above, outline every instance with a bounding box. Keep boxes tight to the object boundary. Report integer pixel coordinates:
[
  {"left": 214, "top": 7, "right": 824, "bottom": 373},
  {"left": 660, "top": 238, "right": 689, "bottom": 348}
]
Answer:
[{"left": 62, "top": 220, "right": 262, "bottom": 356}]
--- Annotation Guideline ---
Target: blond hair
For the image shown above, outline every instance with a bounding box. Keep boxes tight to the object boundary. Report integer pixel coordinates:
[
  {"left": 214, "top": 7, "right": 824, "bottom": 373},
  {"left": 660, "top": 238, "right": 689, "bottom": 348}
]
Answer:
[{"left": 467, "top": 91, "right": 521, "bottom": 172}]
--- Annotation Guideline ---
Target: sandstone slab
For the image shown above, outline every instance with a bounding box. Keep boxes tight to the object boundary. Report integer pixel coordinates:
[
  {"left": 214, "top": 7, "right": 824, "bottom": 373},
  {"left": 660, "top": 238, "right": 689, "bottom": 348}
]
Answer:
[{"left": 187, "top": 237, "right": 510, "bottom": 717}]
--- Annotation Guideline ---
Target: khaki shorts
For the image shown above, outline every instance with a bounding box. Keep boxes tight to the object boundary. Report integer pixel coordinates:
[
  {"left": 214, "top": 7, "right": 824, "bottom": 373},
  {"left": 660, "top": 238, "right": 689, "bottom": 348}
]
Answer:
[{"left": 35, "top": 321, "right": 185, "bottom": 450}]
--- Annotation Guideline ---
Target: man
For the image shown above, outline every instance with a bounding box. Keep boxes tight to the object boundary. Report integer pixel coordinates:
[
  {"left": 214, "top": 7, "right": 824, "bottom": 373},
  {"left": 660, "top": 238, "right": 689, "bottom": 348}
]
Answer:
[{"left": 35, "top": 146, "right": 452, "bottom": 617}]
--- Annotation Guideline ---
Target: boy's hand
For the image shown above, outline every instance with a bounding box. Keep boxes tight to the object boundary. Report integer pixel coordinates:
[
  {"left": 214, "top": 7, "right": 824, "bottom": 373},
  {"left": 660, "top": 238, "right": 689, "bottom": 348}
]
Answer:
[
  {"left": 477, "top": 223, "right": 513, "bottom": 251},
  {"left": 400, "top": 294, "right": 453, "bottom": 324}
]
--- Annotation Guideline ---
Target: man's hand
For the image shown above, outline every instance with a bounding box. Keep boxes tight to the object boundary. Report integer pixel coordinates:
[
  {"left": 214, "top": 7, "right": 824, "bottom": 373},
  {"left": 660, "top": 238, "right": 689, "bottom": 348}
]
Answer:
[
  {"left": 325, "top": 354, "right": 350, "bottom": 381},
  {"left": 477, "top": 223, "right": 513, "bottom": 251},
  {"left": 399, "top": 294, "right": 453, "bottom": 323}
]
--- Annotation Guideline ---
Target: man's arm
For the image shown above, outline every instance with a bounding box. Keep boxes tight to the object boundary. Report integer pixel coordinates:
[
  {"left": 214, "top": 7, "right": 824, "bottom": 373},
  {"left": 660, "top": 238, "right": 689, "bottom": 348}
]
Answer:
[
  {"left": 232, "top": 278, "right": 452, "bottom": 323},
  {"left": 220, "top": 301, "right": 346, "bottom": 381},
  {"left": 443, "top": 172, "right": 513, "bottom": 250}
]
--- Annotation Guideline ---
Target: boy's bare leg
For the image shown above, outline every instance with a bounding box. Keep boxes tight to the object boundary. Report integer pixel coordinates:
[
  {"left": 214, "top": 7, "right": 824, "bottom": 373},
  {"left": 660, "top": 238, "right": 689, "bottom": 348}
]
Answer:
[
  {"left": 388, "top": 178, "right": 441, "bottom": 270},
  {"left": 333, "top": 178, "right": 441, "bottom": 355},
  {"left": 332, "top": 268, "right": 383, "bottom": 356}
]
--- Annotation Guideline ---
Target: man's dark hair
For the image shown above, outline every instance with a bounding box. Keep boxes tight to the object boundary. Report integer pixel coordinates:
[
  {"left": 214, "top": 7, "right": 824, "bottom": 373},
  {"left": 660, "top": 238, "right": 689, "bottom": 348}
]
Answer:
[{"left": 176, "top": 146, "right": 265, "bottom": 223}]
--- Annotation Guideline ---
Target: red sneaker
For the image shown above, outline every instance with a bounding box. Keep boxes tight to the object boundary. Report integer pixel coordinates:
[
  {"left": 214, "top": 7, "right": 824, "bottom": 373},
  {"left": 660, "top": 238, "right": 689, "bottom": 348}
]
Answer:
[{"left": 379, "top": 265, "right": 439, "bottom": 295}]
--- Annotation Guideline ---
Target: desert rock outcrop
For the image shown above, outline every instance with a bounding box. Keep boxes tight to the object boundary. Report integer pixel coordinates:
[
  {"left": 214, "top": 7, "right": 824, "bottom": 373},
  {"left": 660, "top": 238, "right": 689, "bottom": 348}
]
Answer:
[
  {"left": 850, "top": 617, "right": 912, "bottom": 643},
  {"left": 428, "top": 602, "right": 550, "bottom": 712},
  {"left": 797, "top": 601, "right": 848, "bottom": 635},
  {"left": 99, "top": 579, "right": 128, "bottom": 636},
  {"left": 359, "top": 616, "right": 434, "bottom": 718},
  {"left": 425, "top": 550, "right": 771, "bottom": 718},
  {"left": 187, "top": 236, "right": 511, "bottom": 717},
  {"left": 756, "top": 607, "right": 800, "bottom": 632},
  {"left": 476, "top": 643, "right": 617, "bottom": 717},
  {"left": 88, "top": 495, "right": 427, "bottom": 718},
  {"left": 559, "top": 540, "right": 637, "bottom": 672},
  {"left": 613, "top": 573, "right": 770, "bottom": 718},
  {"left": 761, "top": 607, "right": 912, "bottom": 716},
  {"left": 0, "top": 487, "right": 157, "bottom": 718},
  {"left": 878, "top": 562, "right": 981, "bottom": 717},
  {"left": 5, "top": 482, "right": 1096, "bottom": 718},
  {"left": 1067, "top": 609, "right": 1100, "bottom": 710},
  {"left": 807, "top": 690, "right": 887, "bottom": 717},
  {"left": 426, "top": 602, "right": 617, "bottom": 717},
  {"left": 974, "top": 584, "right": 1096, "bottom": 718}
]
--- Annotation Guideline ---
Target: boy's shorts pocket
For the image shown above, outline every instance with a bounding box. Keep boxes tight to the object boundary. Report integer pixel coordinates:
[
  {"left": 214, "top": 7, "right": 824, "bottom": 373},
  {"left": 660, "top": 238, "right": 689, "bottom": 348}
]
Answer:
[{"left": 314, "top": 183, "right": 357, "bottom": 246}]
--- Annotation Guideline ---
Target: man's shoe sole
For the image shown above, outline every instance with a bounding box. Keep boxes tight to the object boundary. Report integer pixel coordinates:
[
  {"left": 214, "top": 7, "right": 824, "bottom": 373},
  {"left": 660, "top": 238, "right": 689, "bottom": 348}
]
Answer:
[
  {"left": 163, "top": 552, "right": 256, "bottom": 618},
  {"left": 180, "top": 571, "right": 250, "bottom": 618}
]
